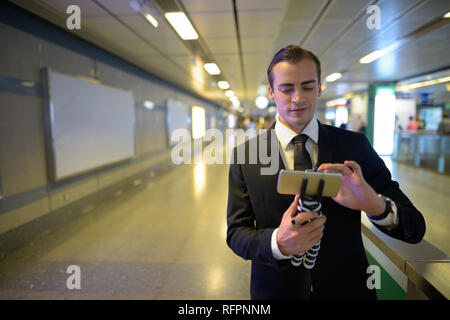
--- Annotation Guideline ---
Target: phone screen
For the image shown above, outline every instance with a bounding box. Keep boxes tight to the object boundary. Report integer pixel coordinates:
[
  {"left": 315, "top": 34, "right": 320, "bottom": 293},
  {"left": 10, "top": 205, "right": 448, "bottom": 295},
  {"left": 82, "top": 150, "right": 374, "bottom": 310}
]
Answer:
[{"left": 277, "top": 170, "right": 342, "bottom": 197}]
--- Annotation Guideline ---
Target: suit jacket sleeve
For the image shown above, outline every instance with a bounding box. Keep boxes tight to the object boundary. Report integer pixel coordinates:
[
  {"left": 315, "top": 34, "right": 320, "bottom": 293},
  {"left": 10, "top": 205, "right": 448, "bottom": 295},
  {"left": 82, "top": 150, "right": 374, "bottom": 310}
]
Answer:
[
  {"left": 358, "top": 135, "right": 426, "bottom": 244},
  {"left": 226, "top": 161, "right": 287, "bottom": 269}
]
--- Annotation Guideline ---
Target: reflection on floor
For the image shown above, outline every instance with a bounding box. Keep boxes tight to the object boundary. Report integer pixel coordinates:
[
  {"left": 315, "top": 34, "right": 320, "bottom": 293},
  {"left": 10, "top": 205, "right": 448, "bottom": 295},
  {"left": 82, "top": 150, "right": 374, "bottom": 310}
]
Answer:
[
  {"left": 0, "top": 157, "right": 447, "bottom": 299},
  {"left": 381, "top": 157, "right": 449, "bottom": 254},
  {"left": 0, "top": 163, "right": 249, "bottom": 299}
]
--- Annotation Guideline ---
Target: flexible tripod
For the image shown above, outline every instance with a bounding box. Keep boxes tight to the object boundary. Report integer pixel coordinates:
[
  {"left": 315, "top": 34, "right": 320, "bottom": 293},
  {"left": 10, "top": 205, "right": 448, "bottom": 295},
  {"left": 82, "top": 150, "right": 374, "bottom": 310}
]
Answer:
[{"left": 291, "top": 172, "right": 325, "bottom": 269}]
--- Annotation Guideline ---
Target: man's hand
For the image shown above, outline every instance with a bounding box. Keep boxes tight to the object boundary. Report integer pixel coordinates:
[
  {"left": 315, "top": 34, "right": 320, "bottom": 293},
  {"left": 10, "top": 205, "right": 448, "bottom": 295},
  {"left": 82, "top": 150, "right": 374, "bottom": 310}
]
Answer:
[
  {"left": 276, "top": 194, "right": 327, "bottom": 256},
  {"left": 317, "top": 160, "right": 385, "bottom": 216}
]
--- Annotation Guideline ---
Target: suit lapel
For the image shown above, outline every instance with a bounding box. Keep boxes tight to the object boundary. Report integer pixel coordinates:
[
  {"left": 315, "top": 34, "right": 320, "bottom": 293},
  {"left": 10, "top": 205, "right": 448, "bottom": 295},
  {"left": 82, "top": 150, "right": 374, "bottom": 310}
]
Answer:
[
  {"left": 259, "top": 123, "right": 286, "bottom": 172},
  {"left": 317, "top": 120, "right": 335, "bottom": 166},
  {"left": 258, "top": 125, "right": 292, "bottom": 207}
]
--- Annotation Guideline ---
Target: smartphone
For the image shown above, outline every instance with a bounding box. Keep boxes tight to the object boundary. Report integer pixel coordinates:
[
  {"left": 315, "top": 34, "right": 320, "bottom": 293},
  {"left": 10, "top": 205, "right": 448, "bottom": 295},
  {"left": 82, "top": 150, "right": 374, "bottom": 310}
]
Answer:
[{"left": 277, "top": 170, "right": 342, "bottom": 197}]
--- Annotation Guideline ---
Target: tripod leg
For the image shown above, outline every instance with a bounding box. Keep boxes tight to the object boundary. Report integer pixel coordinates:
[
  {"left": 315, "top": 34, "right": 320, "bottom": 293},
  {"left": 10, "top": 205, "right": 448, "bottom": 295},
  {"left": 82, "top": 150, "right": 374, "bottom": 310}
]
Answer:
[
  {"left": 291, "top": 177, "right": 308, "bottom": 225},
  {"left": 300, "top": 176, "right": 308, "bottom": 199},
  {"left": 316, "top": 178, "right": 325, "bottom": 203},
  {"left": 292, "top": 176, "right": 325, "bottom": 269},
  {"left": 290, "top": 177, "right": 309, "bottom": 266}
]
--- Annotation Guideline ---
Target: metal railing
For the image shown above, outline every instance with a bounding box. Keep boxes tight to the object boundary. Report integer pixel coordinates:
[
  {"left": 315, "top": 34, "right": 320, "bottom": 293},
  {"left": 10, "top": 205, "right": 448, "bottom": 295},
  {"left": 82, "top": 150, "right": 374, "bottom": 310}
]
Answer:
[
  {"left": 361, "top": 215, "right": 449, "bottom": 300},
  {"left": 393, "top": 132, "right": 450, "bottom": 173}
]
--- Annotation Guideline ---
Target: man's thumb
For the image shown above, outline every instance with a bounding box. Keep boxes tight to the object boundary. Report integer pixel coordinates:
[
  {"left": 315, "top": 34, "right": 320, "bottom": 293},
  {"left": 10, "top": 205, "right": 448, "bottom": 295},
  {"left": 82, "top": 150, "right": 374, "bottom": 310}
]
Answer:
[{"left": 285, "top": 194, "right": 300, "bottom": 218}]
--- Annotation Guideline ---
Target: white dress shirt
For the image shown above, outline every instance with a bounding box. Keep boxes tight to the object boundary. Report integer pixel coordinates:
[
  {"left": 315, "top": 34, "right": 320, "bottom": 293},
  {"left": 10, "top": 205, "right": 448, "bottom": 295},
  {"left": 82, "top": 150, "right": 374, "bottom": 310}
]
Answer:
[
  {"left": 275, "top": 114, "right": 319, "bottom": 170},
  {"left": 270, "top": 115, "right": 399, "bottom": 260}
]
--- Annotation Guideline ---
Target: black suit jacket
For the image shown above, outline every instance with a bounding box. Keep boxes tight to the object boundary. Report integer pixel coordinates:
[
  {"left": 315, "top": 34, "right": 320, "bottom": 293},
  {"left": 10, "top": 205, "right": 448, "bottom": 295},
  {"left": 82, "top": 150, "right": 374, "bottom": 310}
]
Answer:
[{"left": 226, "top": 121, "right": 426, "bottom": 300}]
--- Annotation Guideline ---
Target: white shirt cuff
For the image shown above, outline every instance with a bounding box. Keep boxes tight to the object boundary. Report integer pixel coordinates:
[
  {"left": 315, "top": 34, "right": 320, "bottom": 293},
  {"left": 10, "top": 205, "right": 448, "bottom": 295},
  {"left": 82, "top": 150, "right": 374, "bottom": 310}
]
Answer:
[
  {"left": 271, "top": 228, "right": 293, "bottom": 260},
  {"left": 365, "top": 199, "right": 399, "bottom": 228}
]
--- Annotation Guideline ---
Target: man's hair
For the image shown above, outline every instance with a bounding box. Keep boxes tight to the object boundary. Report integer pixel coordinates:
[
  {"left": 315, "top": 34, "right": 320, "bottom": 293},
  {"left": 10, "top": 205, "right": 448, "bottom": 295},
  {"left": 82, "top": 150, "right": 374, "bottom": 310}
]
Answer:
[{"left": 267, "top": 45, "right": 321, "bottom": 88}]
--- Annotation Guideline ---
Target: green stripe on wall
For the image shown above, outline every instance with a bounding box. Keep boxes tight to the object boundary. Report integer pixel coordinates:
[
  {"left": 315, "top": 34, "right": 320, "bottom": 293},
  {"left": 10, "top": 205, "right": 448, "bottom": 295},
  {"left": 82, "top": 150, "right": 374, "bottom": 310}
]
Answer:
[{"left": 365, "top": 250, "right": 406, "bottom": 300}]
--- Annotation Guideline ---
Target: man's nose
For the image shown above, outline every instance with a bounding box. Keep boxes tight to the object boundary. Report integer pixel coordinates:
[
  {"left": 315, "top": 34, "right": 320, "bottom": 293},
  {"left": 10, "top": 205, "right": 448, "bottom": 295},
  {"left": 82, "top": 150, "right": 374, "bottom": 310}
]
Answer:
[{"left": 292, "top": 88, "right": 304, "bottom": 105}]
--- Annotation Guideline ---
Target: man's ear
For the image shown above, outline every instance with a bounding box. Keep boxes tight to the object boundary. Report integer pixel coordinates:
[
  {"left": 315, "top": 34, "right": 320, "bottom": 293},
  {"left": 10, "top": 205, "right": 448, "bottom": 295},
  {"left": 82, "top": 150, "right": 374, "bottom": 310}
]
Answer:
[
  {"left": 268, "top": 84, "right": 274, "bottom": 100},
  {"left": 317, "top": 82, "right": 322, "bottom": 97}
]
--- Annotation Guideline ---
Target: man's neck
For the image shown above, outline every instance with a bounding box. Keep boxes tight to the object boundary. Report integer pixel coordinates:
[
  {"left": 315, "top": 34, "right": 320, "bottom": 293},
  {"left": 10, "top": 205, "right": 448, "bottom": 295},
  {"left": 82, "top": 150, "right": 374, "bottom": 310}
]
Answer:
[{"left": 278, "top": 117, "right": 308, "bottom": 134}]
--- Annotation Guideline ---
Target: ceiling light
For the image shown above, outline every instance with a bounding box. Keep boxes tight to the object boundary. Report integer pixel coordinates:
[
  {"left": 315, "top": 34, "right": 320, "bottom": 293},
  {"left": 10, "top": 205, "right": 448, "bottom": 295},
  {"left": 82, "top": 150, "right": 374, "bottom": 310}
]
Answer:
[
  {"left": 232, "top": 99, "right": 240, "bottom": 107},
  {"left": 396, "top": 76, "right": 450, "bottom": 91},
  {"left": 143, "top": 101, "right": 155, "bottom": 110},
  {"left": 359, "top": 42, "right": 403, "bottom": 64},
  {"left": 129, "top": 1, "right": 159, "bottom": 28},
  {"left": 225, "top": 90, "right": 234, "bottom": 97},
  {"left": 325, "top": 73, "right": 342, "bottom": 82},
  {"left": 144, "top": 14, "right": 158, "bottom": 28},
  {"left": 204, "top": 63, "right": 221, "bottom": 75},
  {"left": 255, "top": 96, "right": 269, "bottom": 109},
  {"left": 217, "top": 81, "right": 230, "bottom": 89},
  {"left": 444, "top": 11, "right": 450, "bottom": 18},
  {"left": 21, "top": 81, "right": 35, "bottom": 87},
  {"left": 165, "top": 12, "right": 198, "bottom": 40},
  {"left": 359, "top": 50, "right": 387, "bottom": 64}
]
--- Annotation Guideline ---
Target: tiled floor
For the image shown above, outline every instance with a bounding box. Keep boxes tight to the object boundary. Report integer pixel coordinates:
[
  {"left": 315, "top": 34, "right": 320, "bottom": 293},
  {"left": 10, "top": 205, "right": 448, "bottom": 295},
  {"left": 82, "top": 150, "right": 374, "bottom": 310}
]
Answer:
[
  {"left": 0, "top": 158, "right": 448, "bottom": 299},
  {"left": 0, "top": 163, "right": 250, "bottom": 299},
  {"left": 381, "top": 157, "right": 449, "bottom": 254}
]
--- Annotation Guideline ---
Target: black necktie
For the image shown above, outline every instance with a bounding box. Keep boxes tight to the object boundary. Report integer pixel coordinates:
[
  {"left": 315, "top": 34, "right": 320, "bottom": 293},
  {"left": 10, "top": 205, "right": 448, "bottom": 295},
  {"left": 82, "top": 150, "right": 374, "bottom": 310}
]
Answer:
[{"left": 292, "top": 134, "right": 312, "bottom": 171}]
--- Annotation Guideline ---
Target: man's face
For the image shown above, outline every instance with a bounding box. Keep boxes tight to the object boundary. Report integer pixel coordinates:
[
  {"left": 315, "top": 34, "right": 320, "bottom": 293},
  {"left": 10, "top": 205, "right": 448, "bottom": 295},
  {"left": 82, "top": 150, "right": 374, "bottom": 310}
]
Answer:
[{"left": 268, "top": 59, "right": 322, "bottom": 133}]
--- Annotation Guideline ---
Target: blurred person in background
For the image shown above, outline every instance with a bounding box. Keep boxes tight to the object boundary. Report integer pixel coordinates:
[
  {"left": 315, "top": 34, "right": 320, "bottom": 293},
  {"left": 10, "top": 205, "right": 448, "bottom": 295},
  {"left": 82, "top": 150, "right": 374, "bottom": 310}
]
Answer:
[
  {"left": 407, "top": 116, "right": 419, "bottom": 131},
  {"left": 438, "top": 112, "right": 450, "bottom": 135},
  {"left": 353, "top": 115, "right": 366, "bottom": 134},
  {"left": 417, "top": 115, "right": 425, "bottom": 130}
]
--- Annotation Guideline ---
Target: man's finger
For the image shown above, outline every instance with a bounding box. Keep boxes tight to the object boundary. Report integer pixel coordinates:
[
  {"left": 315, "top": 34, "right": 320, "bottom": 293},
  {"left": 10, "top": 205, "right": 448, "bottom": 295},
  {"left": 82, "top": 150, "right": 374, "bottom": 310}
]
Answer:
[
  {"left": 344, "top": 160, "right": 362, "bottom": 175},
  {"left": 309, "top": 217, "right": 326, "bottom": 232},
  {"left": 290, "top": 194, "right": 300, "bottom": 213},
  {"left": 321, "top": 168, "right": 341, "bottom": 174},
  {"left": 317, "top": 163, "right": 332, "bottom": 172},
  {"left": 285, "top": 194, "right": 300, "bottom": 219},
  {"left": 292, "top": 211, "right": 319, "bottom": 226},
  {"left": 321, "top": 164, "right": 352, "bottom": 176}
]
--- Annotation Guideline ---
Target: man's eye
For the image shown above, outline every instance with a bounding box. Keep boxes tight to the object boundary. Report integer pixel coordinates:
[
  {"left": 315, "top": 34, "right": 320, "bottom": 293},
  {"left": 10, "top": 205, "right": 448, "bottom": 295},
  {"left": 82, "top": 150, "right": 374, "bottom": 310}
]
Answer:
[
  {"left": 280, "top": 89, "right": 293, "bottom": 93},
  {"left": 303, "top": 87, "right": 314, "bottom": 90}
]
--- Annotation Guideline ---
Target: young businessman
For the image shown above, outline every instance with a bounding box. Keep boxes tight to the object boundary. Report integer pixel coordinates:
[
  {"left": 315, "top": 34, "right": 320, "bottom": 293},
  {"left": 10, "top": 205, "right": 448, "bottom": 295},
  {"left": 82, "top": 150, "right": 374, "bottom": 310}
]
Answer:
[{"left": 226, "top": 45, "right": 425, "bottom": 300}]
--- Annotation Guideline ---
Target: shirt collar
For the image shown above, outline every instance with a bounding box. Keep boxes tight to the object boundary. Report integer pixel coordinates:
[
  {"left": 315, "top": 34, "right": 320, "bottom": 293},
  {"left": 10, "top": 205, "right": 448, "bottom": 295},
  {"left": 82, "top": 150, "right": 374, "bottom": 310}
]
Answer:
[{"left": 275, "top": 114, "right": 319, "bottom": 150}]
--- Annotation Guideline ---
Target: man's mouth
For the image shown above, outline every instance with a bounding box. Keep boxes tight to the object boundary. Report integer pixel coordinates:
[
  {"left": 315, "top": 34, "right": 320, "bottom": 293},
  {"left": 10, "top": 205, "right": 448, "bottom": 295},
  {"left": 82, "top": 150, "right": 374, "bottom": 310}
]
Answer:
[{"left": 289, "top": 106, "right": 309, "bottom": 112}]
